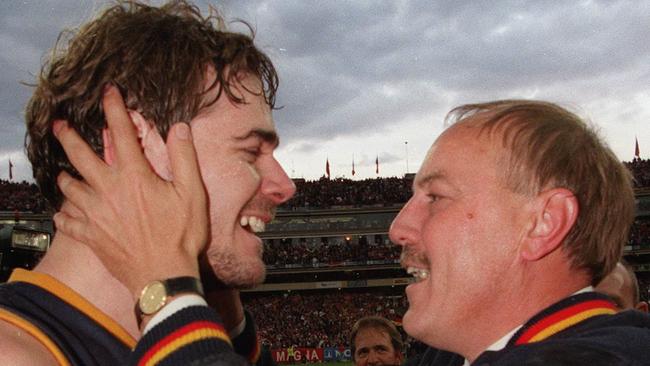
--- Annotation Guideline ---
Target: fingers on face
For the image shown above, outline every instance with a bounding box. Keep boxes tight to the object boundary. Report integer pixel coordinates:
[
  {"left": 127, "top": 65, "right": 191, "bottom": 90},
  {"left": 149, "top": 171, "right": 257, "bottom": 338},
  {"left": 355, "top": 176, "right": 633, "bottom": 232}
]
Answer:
[{"left": 167, "top": 123, "right": 205, "bottom": 199}]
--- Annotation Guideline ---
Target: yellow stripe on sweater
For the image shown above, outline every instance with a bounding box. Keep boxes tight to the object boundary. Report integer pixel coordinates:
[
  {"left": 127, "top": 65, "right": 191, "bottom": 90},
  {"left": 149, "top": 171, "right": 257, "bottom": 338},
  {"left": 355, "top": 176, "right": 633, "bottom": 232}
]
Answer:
[
  {"left": 0, "top": 308, "right": 71, "bottom": 366},
  {"left": 142, "top": 327, "right": 230, "bottom": 366},
  {"left": 9, "top": 269, "right": 136, "bottom": 348},
  {"left": 528, "top": 308, "right": 616, "bottom": 343}
]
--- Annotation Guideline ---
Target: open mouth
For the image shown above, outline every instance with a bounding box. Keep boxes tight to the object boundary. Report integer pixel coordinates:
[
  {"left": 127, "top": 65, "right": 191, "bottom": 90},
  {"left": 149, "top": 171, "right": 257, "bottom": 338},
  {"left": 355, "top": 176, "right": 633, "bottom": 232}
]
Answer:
[
  {"left": 406, "top": 267, "right": 430, "bottom": 282},
  {"left": 401, "top": 249, "right": 431, "bottom": 283},
  {"left": 239, "top": 215, "right": 266, "bottom": 233}
]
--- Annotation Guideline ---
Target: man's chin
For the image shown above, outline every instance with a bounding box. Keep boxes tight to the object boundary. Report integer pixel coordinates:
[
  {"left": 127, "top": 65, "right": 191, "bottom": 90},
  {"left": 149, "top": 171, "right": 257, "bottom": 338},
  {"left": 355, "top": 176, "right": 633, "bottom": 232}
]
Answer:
[
  {"left": 217, "top": 270, "right": 266, "bottom": 289},
  {"left": 208, "top": 257, "right": 266, "bottom": 289},
  {"left": 401, "top": 310, "right": 420, "bottom": 339}
]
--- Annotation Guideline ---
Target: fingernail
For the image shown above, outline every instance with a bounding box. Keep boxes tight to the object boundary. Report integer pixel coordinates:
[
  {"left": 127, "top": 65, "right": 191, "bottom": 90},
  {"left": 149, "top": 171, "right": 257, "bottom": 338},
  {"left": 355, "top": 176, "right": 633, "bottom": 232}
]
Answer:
[
  {"left": 57, "top": 172, "right": 70, "bottom": 189},
  {"left": 175, "top": 123, "right": 191, "bottom": 140},
  {"left": 52, "top": 120, "right": 66, "bottom": 136},
  {"left": 103, "top": 84, "right": 113, "bottom": 95}
]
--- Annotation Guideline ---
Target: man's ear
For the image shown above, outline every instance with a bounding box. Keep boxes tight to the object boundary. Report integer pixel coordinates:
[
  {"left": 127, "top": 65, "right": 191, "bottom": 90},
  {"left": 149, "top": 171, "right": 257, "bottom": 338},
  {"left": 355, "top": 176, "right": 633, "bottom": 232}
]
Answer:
[
  {"left": 520, "top": 188, "right": 579, "bottom": 261},
  {"left": 102, "top": 110, "right": 172, "bottom": 180},
  {"left": 636, "top": 301, "right": 649, "bottom": 313}
]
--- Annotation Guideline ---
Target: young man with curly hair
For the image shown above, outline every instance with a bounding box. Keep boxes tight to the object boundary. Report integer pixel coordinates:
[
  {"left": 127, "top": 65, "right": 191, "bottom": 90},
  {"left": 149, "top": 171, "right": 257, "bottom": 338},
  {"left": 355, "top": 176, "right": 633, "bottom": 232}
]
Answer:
[{"left": 0, "top": 1, "right": 294, "bottom": 365}]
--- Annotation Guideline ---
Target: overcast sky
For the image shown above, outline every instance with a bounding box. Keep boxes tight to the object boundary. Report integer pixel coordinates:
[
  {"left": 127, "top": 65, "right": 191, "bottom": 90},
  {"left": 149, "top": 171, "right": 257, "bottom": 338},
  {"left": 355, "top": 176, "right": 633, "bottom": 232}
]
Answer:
[{"left": 1, "top": 0, "right": 648, "bottom": 182}]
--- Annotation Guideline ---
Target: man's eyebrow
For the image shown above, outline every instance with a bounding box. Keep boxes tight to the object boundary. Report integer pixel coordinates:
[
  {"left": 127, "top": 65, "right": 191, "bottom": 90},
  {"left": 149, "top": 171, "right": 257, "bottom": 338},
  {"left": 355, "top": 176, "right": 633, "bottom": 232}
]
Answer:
[
  {"left": 413, "top": 170, "right": 448, "bottom": 191},
  {"left": 234, "top": 129, "right": 279, "bottom": 148}
]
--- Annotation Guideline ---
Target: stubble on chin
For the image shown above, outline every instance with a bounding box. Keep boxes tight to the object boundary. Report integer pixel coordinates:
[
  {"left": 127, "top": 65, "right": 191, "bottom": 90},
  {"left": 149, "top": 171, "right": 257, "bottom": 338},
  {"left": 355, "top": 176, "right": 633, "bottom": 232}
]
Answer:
[{"left": 207, "top": 250, "right": 266, "bottom": 289}]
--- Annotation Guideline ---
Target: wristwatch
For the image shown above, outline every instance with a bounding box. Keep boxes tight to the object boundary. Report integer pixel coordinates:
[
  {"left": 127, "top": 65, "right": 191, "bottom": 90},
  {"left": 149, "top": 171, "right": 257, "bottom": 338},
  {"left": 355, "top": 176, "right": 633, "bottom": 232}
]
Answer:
[{"left": 136, "top": 276, "right": 204, "bottom": 325}]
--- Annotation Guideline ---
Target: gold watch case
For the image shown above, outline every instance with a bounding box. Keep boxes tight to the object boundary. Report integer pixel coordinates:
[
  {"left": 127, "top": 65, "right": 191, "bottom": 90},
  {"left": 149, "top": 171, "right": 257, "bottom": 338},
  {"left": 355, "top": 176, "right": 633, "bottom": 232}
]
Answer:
[{"left": 138, "top": 280, "right": 168, "bottom": 315}]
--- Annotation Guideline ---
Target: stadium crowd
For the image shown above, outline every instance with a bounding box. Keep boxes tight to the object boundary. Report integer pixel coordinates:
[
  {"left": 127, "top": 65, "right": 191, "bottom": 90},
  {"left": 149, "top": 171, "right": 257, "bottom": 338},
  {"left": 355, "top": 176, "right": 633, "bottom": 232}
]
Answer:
[
  {"left": 244, "top": 290, "right": 408, "bottom": 349},
  {"left": 625, "top": 157, "right": 650, "bottom": 188},
  {"left": 1, "top": 158, "right": 649, "bottom": 212},
  {"left": 263, "top": 236, "right": 401, "bottom": 268},
  {"left": 640, "top": 278, "right": 650, "bottom": 302},
  {"left": 0, "top": 179, "right": 48, "bottom": 213},
  {"left": 282, "top": 176, "right": 412, "bottom": 209},
  {"left": 629, "top": 218, "right": 650, "bottom": 249}
]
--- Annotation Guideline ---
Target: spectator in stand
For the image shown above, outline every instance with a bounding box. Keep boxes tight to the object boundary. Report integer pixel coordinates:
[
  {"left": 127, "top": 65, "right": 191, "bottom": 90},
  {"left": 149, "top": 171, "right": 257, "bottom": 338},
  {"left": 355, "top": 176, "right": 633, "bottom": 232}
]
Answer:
[
  {"left": 351, "top": 316, "right": 403, "bottom": 366},
  {"left": 596, "top": 261, "right": 649, "bottom": 312}
]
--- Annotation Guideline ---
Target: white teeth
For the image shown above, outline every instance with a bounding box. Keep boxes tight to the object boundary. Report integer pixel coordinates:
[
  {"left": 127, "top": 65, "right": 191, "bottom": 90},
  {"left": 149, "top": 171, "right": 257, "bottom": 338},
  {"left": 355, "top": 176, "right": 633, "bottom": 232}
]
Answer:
[
  {"left": 251, "top": 217, "right": 266, "bottom": 233},
  {"left": 240, "top": 216, "right": 266, "bottom": 233},
  {"left": 406, "top": 267, "right": 430, "bottom": 281}
]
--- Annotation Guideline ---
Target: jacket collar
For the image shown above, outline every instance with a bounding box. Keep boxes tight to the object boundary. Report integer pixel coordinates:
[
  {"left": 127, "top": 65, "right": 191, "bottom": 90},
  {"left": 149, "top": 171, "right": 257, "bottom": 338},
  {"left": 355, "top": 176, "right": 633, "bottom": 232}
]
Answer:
[{"left": 509, "top": 291, "right": 617, "bottom": 346}]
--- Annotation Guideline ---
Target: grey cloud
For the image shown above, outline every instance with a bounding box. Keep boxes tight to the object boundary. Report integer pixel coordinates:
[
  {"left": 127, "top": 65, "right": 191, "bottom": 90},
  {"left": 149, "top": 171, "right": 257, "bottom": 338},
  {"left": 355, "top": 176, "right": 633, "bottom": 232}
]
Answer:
[
  {"left": 282, "top": 140, "right": 321, "bottom": 155},
  {"left": 378, "top": 152, "right": 402, "bottom": 165},
  {"left": 230, "top": 0, "right": 650, "bottom": 148},
  {"left": 0, "top": 0, "right": 648, "bottom": 179}
]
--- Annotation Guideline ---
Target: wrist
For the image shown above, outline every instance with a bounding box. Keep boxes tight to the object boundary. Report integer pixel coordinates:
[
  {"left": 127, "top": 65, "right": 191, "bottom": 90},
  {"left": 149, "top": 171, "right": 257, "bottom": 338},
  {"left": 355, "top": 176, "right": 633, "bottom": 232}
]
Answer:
[
  {"left": 135, "top": 276, "right": 204, "bottom": 329},
  {"left": 140, "top": 294, "right": 208, "bottom": 333},
  {"left": 128, "top": 262, "right": 200, "bottom": 300}
]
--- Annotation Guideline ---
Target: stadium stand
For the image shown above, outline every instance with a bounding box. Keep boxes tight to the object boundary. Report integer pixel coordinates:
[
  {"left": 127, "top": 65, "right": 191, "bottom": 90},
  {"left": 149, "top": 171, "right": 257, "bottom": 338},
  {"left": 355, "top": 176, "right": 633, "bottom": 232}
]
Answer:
[
  {"left": 1, "top": 159, "right": 650, "bottom": 363},
  {"left": 263, "top": 235, "right": 401, "bottom": 268},
  {"left": 625, "top": 158, "right": 650, "bottom": 188},
  {"left": 283, "top": 176, "right": 412, "bottom": 210},
  {"left": 244, "top": 289, "right": 407, "bottom": 348},
  {"left": 0, "top": 179, "right": 48, "bottom": 213},
  {"left": 1, "top": 158, "right": 649, "bottom": 211}
]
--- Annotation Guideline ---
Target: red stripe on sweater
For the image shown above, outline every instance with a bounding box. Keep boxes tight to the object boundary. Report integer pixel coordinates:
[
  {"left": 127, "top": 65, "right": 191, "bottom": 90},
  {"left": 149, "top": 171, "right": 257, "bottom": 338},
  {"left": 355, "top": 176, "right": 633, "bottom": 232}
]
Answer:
[{"left": 515, "top": 300, "right": 616, "bottom": 345}]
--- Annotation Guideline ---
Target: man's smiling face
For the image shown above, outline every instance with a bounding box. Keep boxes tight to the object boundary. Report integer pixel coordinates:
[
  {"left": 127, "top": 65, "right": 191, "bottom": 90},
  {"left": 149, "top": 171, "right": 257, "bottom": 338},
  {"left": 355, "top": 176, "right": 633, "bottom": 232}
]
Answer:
[
  {"left": 389, "top": 120, "right": 530, "bottom": 348},
  {"left": 191, "top": 72, "right": 295, "bottom": 288}
]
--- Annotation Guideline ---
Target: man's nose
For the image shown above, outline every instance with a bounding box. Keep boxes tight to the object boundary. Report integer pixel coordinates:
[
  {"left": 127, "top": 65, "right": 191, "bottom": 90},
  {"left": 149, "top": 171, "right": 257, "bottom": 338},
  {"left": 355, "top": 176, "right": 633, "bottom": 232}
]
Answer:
[
  {"left": 389, "top": 197, "right": 419, "bottom": 247},
  {"left": 261, "top": 157, "right": 296, "bottom": 205},
  {"left": 366, "top": 350, "right": 380, "bottom": 365}
]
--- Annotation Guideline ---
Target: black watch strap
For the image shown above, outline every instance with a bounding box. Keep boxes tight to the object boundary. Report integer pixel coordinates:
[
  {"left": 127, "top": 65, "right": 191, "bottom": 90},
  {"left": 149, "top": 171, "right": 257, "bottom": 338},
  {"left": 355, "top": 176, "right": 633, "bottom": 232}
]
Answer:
[{"left": 166, "top": 277, "right": 204, "bottom": 296}]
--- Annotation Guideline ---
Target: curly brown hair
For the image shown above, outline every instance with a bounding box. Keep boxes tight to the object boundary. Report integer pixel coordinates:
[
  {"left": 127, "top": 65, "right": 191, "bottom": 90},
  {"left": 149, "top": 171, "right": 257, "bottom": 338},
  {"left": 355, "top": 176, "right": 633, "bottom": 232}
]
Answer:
[{"left": 25, "top": 0, "right": 278, "bottom": 210}]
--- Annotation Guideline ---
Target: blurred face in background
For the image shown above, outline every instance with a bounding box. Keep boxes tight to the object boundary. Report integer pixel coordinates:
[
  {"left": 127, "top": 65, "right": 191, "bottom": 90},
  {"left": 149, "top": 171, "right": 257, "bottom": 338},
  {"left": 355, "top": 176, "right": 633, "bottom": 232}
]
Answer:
[
  {"left": 596, "top": 262, "right": 648, "bottom": 312},
  {"left": 353, "top": 327, "right": 402, "bottom": 366}
]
